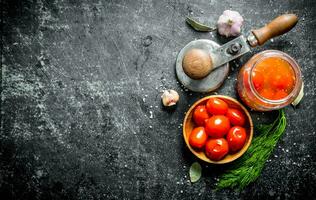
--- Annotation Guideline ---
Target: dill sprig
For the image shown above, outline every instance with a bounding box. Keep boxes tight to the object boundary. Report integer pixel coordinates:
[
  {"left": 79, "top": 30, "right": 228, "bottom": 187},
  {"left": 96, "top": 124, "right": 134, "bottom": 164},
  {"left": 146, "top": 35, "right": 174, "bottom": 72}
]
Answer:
[{"left": 216, "top": 109, "right": 287, "bottom": 190}]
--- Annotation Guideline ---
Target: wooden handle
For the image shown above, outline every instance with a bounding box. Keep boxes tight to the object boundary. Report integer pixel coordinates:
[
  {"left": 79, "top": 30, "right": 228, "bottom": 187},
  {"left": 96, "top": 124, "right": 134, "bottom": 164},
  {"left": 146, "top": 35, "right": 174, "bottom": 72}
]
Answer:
[{"left": 252, "top": 14, "right": 298, "bottom": 45}]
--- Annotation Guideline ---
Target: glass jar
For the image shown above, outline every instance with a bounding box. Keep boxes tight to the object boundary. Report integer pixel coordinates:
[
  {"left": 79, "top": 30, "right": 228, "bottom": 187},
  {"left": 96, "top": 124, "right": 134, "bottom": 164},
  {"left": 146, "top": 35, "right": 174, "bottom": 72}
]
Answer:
[{"left": 237, "top": 50, "right": 302, "bottom": 111}]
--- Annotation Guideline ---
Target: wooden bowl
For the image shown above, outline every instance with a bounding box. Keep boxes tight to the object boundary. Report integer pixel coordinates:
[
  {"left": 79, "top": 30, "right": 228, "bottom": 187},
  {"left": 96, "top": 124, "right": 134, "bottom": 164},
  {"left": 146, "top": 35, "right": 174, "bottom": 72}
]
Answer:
[{"left": 183, "top": 95, "right": 253, "bottom": 164}]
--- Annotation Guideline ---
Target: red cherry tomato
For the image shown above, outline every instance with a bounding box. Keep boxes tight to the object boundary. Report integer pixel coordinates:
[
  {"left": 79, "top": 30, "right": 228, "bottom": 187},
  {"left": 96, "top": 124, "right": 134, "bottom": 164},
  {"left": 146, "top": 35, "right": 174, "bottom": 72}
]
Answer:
[
  {"left": 206, "top": 97, "right": 228, "bottom": 115},
  {"left": 226, "top": 108, "right": 246, "bottom": 126},
  {"left": 226, "top": 126, "right": 247, "bottom": 152},
  {"left": 259, "top": 88, "right": 275, "bottom": 100},
  {"left": 189, "top": 127, "right": 208, "bottom": 149},
  {"left": 205, "top": 115, "right": 230, "bottom": 138},
  {"left": 252, "top": 70, "right": 264, "bottom": 91},
  {"left": 193, "top": 105, "right": 210, "bottom": 126},
  {"left": 205, "top": 138, "right": 229, "bottom": 161},
  {"left": 270, "top": 74, "right": 293, "bottom": 90},
  {"left": 272, "top": 90, "right": 288, "bottom": 100}
]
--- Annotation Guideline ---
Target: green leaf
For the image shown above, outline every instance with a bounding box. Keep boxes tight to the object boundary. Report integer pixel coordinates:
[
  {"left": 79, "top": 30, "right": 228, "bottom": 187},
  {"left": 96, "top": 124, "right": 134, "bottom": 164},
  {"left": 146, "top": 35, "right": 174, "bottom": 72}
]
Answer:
[
  {"left": 292, "top": 82, "right": 304, "bottom": 106},
  {"left": 189, "top": 162, "right": 202, "bottom": 183},
  {"left": 186, "top": 17, "right": 216, "bottom": 32}
]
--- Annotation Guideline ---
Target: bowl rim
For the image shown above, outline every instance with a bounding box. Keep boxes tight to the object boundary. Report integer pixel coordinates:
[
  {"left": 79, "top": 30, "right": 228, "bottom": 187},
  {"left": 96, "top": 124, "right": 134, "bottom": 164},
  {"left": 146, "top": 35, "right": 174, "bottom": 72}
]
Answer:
[{"left": 183, "top": 95, "right": 254, "bottom": 164}]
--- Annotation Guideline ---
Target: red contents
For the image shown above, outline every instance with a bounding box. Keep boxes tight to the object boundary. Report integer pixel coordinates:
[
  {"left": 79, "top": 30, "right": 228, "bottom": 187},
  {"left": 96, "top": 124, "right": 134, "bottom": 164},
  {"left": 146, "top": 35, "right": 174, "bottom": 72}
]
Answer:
[
  {"left": 189, "top": 127, "right": 208, "bottom": 149},
  {"left": 251, "top": 70, "right": 264, "bottom": 91},
  {"left": 189, "top": 97, "right": 248, "bottom": 161},
  {"left": 252, "top": 57, "right": 295, "bottom": 100}
]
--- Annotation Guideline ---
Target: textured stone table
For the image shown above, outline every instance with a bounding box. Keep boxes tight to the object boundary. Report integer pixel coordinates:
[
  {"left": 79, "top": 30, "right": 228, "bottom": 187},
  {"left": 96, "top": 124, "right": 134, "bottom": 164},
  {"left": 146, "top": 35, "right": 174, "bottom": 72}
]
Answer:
[{"left": 1, "top": 0, "right": 315, "bottom": 199}]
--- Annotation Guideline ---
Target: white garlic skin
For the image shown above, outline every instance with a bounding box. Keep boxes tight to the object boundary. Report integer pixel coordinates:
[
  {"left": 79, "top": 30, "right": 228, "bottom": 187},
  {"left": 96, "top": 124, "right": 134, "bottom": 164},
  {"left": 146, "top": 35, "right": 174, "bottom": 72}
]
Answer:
[
  {"left": 217, "top": 10, "right": 244, "bottom": 37},
  {"left": 161, "top": 90, "right": 179, "bottom": 107}
]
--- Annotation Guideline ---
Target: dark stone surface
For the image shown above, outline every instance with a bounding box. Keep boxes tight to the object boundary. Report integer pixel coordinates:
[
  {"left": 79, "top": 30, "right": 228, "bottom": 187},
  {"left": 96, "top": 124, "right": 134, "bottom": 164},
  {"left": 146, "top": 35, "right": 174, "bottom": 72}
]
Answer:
[{"left": 1, "top": 0, "right": 315, "bottom": 199}]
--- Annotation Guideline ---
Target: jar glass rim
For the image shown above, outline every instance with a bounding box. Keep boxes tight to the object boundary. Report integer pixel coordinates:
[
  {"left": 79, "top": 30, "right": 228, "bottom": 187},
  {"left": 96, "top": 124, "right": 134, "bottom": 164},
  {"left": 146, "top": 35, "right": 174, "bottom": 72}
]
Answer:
[{"left": 248, "top": 50, "right": 302, "bottom": 105}]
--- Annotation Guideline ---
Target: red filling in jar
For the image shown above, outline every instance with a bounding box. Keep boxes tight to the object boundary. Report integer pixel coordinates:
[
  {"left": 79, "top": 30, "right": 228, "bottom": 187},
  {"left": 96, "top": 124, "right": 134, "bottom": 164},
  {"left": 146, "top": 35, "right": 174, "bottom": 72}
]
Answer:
[{"left": 237, "top": 50, "right": 302, "bottom": 111}]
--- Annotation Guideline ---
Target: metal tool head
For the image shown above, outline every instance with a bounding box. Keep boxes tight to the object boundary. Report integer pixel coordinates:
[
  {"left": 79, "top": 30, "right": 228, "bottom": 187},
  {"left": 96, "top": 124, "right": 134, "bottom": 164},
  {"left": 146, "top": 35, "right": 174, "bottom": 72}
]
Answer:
[
  {"left": 211, "top": 35, "right": 251, "bottom": 69},
  {"left": 176, "top": 39, "right": 229, "bottom": 93}
]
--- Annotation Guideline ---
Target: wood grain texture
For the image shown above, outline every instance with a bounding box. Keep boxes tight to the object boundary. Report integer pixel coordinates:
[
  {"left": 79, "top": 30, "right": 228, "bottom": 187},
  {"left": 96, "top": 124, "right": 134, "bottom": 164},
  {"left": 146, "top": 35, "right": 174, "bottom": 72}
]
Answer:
[
  {"left": 252, "top": 14, "right": 299, "bottom": 45},
  {"left": 182, "top": 48, "right": 213, "bottom": 79}
]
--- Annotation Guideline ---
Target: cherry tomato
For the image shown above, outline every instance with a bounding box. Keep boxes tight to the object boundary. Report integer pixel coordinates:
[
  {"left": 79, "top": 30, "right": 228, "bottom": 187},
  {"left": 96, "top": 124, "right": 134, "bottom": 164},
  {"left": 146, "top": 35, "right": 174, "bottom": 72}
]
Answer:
[
  {"left": 270, "top": 74, "right": 293, "bottom": 91},
  {"left": 206, "top": 97, "right": 228, "bottom": 115},
  {"left": 252, "top": 70, "right": 264, "bottom": 91},
  {"left": 205, "top": 138, "right": 229, "bottom": 161},
  {"left": 189, "top": 127, "right": 208, "bottom": 149},
  {"left": 193, "top": 105, "right": 210, "bottom": 126},
  {"left": 272, "top": 90, "right": 288, "bottom": 100},
  {"left": 205, "top": 115, "right": 230, "bottom": 138},
  {"left": 226, "top": 108, "right": 246, "bottom": 126},
  {"left": 226, "top": 126, "right": 247, "bottom": 152},
  {"left": 259, "top": 88, "right": 275, "bottom": 100}
]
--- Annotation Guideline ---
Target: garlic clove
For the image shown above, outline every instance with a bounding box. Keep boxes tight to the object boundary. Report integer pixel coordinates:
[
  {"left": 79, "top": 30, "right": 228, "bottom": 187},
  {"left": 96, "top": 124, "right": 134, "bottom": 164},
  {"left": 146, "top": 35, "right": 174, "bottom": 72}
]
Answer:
[{"left": 161, "top": 89, "right": 179, "bottom": 107}]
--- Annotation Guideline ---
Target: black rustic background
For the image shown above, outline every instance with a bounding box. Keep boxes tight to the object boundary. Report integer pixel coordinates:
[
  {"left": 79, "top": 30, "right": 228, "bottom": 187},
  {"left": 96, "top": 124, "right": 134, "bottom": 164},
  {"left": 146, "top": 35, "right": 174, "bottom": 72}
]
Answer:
[{"left": 1, "top": 0, "right": 315, "bottom": 199}]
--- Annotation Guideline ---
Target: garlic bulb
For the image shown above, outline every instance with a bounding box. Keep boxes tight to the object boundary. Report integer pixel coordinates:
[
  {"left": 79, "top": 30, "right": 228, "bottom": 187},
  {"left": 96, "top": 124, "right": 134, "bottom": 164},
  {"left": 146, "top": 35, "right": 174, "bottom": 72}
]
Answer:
[
  {"left": 161, "top": 90, "right": 179, "bottom": 107},
  {"left": 217, "top": 10, "right": 244, "bottom": 37}
]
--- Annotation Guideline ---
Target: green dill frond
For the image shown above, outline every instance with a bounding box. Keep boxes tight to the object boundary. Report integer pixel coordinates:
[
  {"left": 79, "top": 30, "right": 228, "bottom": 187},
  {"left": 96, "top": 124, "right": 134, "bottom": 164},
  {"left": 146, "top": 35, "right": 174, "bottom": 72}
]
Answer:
[{"left": 216, "top": 110, "right": 287, "bottom": 191}]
